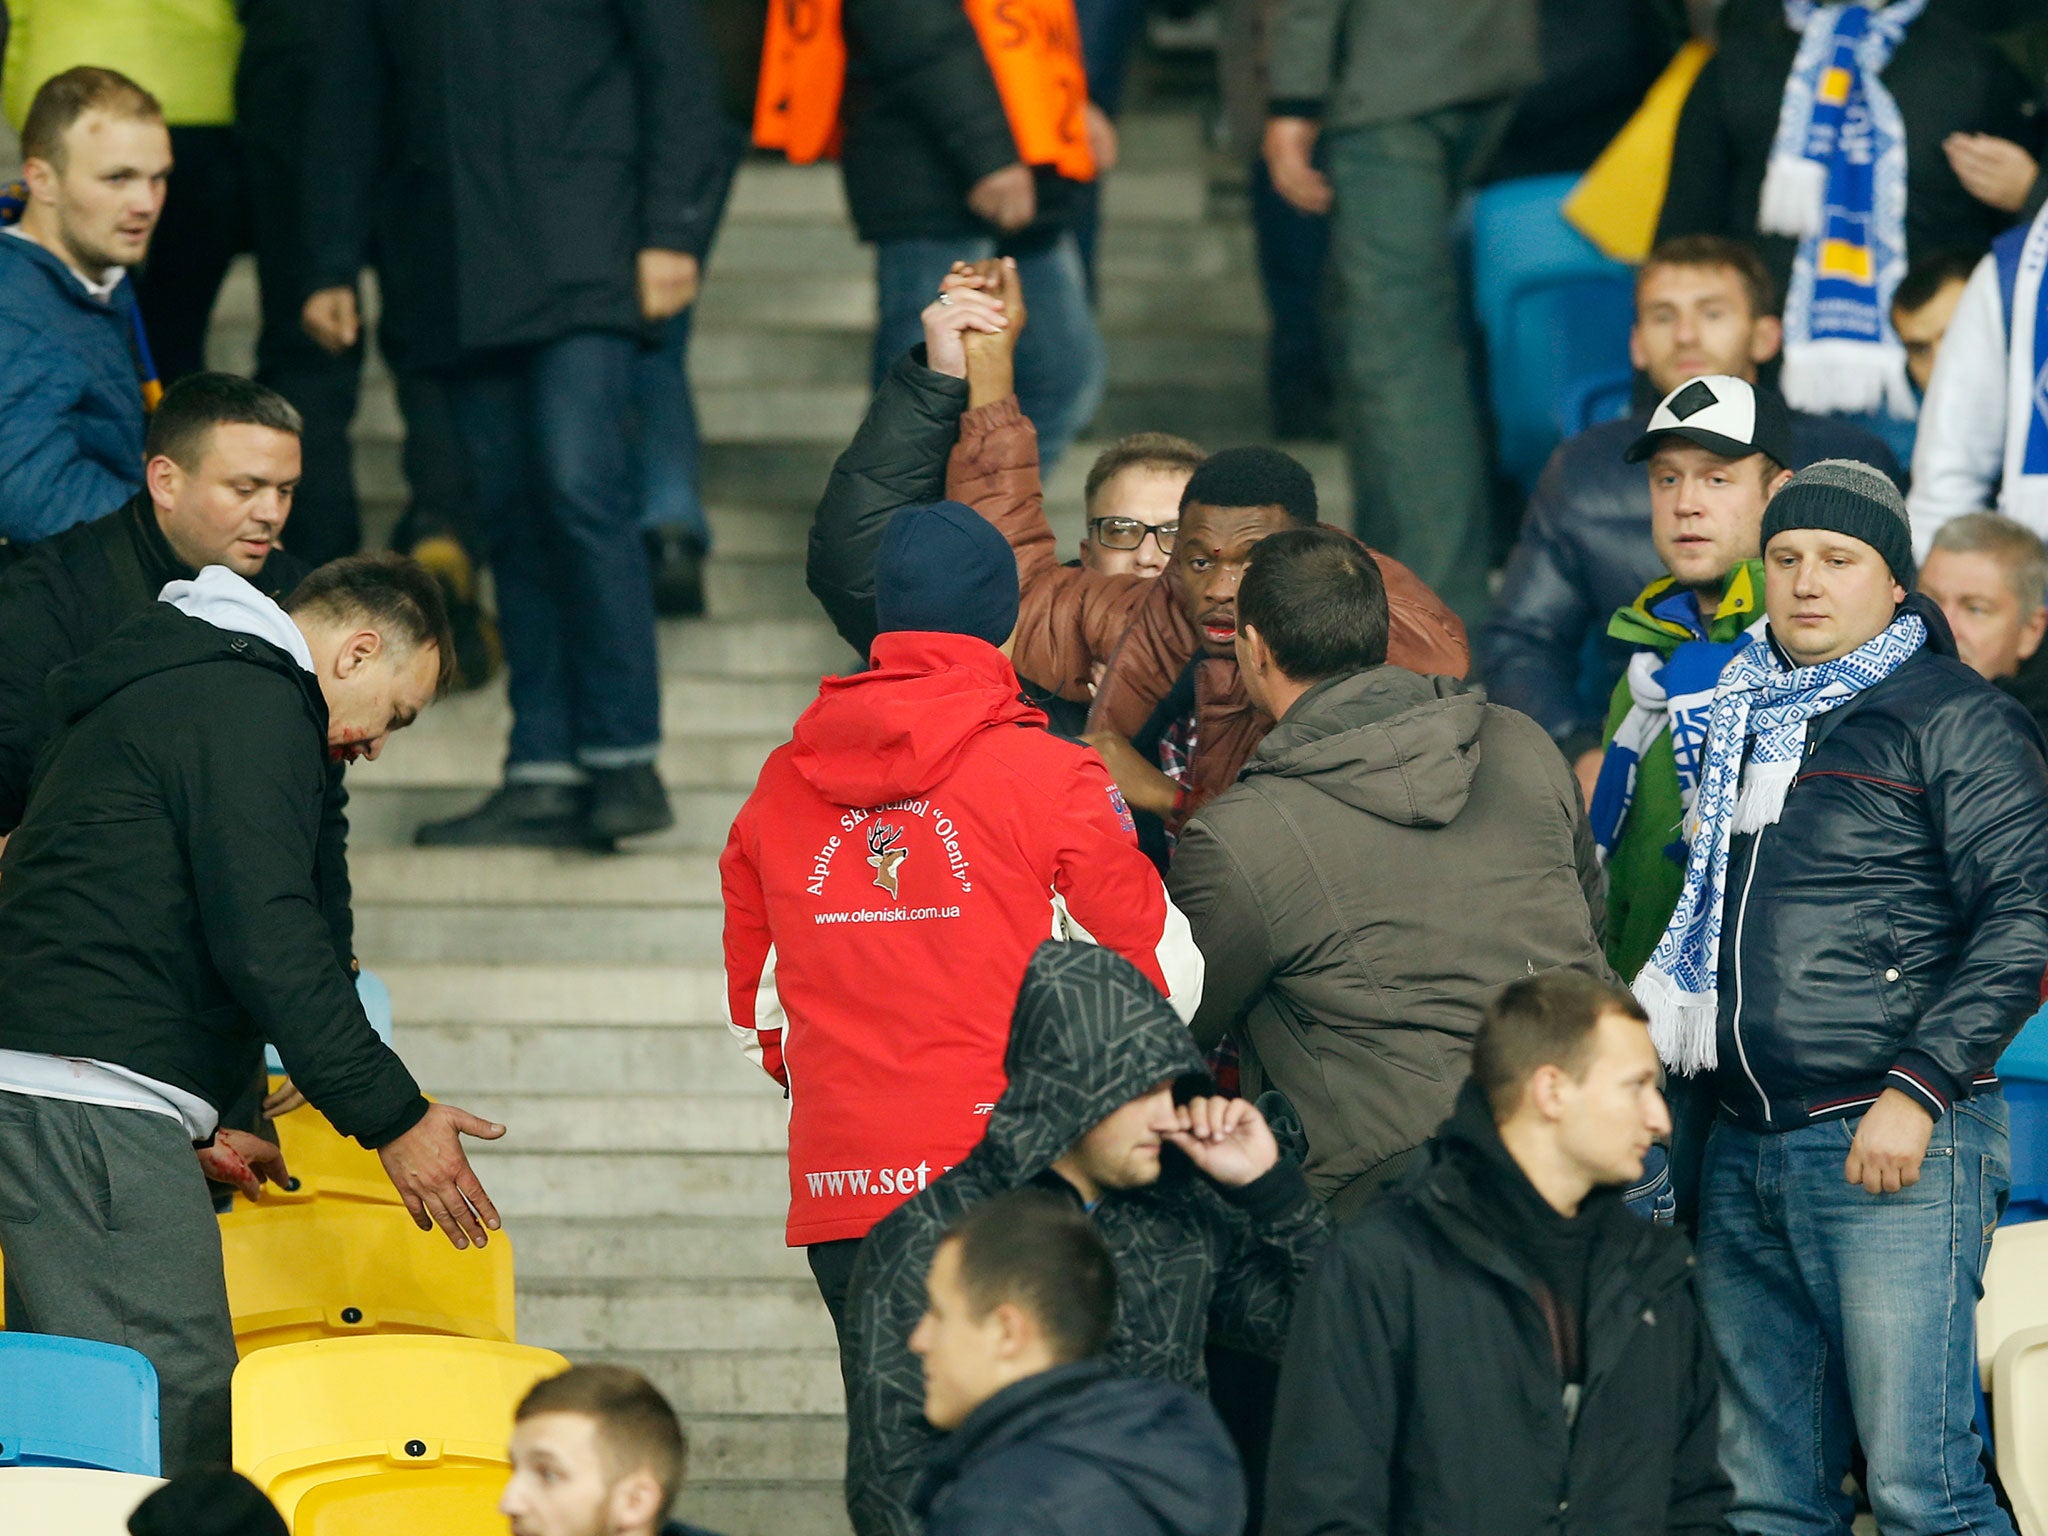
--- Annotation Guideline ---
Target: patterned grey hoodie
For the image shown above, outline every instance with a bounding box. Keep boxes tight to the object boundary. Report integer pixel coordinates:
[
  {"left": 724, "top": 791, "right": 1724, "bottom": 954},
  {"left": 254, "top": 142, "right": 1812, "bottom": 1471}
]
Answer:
[{"left": 840, "top": 941, "right": 1330, "bottom": 1536}]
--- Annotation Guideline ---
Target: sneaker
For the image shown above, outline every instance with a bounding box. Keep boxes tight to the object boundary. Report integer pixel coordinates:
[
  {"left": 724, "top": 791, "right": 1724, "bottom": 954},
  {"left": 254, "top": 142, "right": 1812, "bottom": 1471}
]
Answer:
[
  {"left": 646, "top": 529, "right": 707, "bottom": 619},
  {"left": 409, "top": 534, "right": 503, "bottom": 691},
  {"left": 585, "top": 763, "right": 675, "bottom": 842},
  {"left": 414, "top": 784, "right": 589, "bottom": 847}
]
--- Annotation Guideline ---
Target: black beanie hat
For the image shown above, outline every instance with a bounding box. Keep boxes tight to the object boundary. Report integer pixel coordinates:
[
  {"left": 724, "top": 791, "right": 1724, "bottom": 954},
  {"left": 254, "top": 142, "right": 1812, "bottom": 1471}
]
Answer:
[
  {"left": 873, "top": 500, "right": 1020, "bottom": 648},
  {"left": 1760, "top": 458, "right": 1915, "bottom": 584}
]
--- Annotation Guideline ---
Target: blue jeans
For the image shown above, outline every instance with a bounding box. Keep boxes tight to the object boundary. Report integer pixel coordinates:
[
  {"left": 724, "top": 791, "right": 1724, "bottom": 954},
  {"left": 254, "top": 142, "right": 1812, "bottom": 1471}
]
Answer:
[
  {"left": 636, "top": 306, "right": 709, "bottom": 548},
  {"left": 449, "top": 332, "right": 662, "bottom": 778},
  {"left": 872, "top": 232, "right": 1106, "bottom": 473},
  {"left": 1697, "top": 1100, "right": 2012, "bottom": 1536}
]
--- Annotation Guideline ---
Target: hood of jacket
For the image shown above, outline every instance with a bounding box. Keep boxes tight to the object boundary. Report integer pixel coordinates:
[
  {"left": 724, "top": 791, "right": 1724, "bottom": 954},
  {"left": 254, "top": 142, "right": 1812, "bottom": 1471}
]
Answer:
[
  {"left": 47, "top": 597, "right": 325, "bottom": 731},
  {"left": 791, "top": 631, "right": 1044, "bottom": 806},
  {"left": 912, "top": 1362, "right": 1244, "bottom": 1534},
  {"left": 1607, "top": 559, "right": 1764, "bottom": 657},
  {"left": 1241, "top": 666, "right": 1486, "bottom": 827},
  {"left": 971, "top": 942, "right": 1204, "bottom": 1189}
]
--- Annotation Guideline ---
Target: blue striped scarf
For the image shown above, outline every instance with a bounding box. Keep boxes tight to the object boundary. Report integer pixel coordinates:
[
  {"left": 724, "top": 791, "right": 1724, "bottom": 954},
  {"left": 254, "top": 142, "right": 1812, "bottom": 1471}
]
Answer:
[
  {"left": 1761, "top": 0, "right": 1925, "bottom": 422},
  {"left": 1633, "top": 609, "right": 1926, "bottom": 1071}
]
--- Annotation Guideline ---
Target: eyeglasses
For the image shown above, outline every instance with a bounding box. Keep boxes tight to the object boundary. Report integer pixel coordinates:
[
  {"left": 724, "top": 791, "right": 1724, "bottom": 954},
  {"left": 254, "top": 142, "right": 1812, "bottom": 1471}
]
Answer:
[{"left": 1088, "top": 517, "right": 1178, "bottom": 554}]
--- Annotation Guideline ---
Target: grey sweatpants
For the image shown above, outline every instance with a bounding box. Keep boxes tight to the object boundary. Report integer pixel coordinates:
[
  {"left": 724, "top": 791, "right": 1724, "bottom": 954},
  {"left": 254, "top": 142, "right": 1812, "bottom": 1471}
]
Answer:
[{"left": 0, "top": 1091, "right": 238, "bottom": 1475}]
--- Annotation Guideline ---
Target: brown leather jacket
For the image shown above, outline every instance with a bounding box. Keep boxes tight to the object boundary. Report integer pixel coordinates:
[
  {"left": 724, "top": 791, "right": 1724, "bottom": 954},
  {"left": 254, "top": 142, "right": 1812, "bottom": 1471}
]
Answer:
[{"left": 947, "top": 397, "right": 1470, "bottom": 829}]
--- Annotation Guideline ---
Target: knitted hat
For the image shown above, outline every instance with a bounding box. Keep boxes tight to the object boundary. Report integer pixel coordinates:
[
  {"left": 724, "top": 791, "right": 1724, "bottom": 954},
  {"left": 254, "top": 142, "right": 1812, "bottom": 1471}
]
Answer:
[
  {"left": 873, "top": 500, "right": 1020, "bottom": 648},
  {"left": 1624, "top": 375, "right": 1795, "bottom": 468},
  {"left": 1760, "top": 458, "right": 1914, "bottom": 583}
]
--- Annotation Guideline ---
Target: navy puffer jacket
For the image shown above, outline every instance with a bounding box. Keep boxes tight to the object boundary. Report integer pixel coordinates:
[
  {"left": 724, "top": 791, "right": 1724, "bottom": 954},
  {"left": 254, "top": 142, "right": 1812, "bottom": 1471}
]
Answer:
[
  {"left": 1714, "top": 598, "right": 2048, "bottom": 1131},
  {"left": 912, "top": 1362, "right": 1245, "bottom": 1536}
]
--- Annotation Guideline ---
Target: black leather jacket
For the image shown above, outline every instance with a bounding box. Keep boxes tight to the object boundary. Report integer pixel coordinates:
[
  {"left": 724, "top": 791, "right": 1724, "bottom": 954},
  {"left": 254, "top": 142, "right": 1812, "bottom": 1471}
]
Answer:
[
  {"left": 1714, "top": 599, "right": 2048, "bottom": 1132},
  {"left": 1481, "top": 409, "right": 1901, "bottom": 751}
]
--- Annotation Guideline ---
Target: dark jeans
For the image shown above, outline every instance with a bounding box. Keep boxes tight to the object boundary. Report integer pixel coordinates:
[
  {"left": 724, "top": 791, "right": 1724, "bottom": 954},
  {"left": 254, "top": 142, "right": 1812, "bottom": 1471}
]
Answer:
[
  {"left": 808, "top": 1237, "right": 864, "bottom": 1348},
  {"left": 448, "top": 333, "right": 661, "bottom": 777},
  {"left": 635, "top": 307, "right": 709, "bottom": 548},
  {"left": 0, "top": 1093, "right": 240, "bottom": 1477},
  {"left": 1324, "top": 102, "right": 1511, "bottom": 626},
  {"left": 1069, "top": 0, "right": 1145, "bottom": 287},
  {"left": 1698, "top": 1100, "right": 2012, "bottom": 1536},
  {"left": 873, "top": 233, "right": 1106, "bottom": 473},
  {"left": 1248, "top": 157, "right": 1335, "bottom": 436}
]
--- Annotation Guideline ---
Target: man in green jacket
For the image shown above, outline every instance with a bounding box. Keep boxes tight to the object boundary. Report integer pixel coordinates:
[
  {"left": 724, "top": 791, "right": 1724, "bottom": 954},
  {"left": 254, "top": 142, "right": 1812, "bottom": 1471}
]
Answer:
[{"left": 1587, "top": 373, "right": 1793, "bottom": 1222}]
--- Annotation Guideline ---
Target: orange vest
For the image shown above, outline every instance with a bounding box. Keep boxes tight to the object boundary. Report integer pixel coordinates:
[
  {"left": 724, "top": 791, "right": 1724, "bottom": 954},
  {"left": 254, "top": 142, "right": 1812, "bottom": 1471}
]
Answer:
[{"left": 755, "top": 0, "right": 1096, "bottom": 183}]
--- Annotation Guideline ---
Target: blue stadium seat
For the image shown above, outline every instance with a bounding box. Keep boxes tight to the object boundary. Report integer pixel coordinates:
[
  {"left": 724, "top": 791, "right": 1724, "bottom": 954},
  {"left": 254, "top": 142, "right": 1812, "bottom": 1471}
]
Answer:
[
  {"left": 2003, "top": 1004, "right": 2048, "bottom": 1224},
  {"left": 0, "top": 1334, "right": 161, "bottom": 1475},
  {"left": 1560, "top": 366, "right": 1638, "bottom": 438},
  {"left": 1469, "top": 174, "right": 1637, "bottom": 493}
]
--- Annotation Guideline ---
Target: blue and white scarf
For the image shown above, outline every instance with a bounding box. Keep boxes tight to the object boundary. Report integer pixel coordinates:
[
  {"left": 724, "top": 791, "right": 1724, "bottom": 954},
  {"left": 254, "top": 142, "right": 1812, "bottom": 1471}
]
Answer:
[
  {"left": 1633, "top": 609, "right": 1926, "bottom": 1072},
  {"left": 1589, "top": 623, "right": 1761, "bottom": 861},
  {"left": 1761, "top": 0, "right": 1925, "bottom": 421},
  {"left": 2000, "top": 198, "right": 2048, "bottom": 521}
]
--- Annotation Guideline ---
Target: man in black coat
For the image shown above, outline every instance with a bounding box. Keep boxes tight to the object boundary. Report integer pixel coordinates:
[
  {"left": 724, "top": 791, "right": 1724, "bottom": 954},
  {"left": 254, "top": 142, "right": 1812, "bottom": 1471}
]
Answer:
[
  {"left": 1656, "top": 0, "right": 2036, "bottom": 303},
  {"left": 1661, "top": 461, "right": 2048, "bottom": 1535},
  {"left": 0, "top": 373, "right": 310, "bottom": 830},
  {"left": 842, "top": 941, "right": 1329, "bottom": 1536},
  {"left": 0, "top": 555, "right": 506, "bottom": 1476},
  {"left": 839, "top": 0, "right": 1107, "bottom": 471},
  {"left": 302, "top": 0, "right": 732, "bottom": 848},
  {"left": 1264, "top": 971, "right": 1729, "bottom": 1536},
  {"left": 908, "top": 1188, "right": 1246, "bottom": 1536},
  {"left": 0, "top": 373, "right": 358, "bottom": 1125}
]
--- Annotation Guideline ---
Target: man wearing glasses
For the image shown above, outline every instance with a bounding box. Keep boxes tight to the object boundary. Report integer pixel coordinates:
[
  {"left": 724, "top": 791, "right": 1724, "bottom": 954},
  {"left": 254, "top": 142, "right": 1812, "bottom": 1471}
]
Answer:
[{"left": 1077, "top": 434, "right": 1204, "bottom": 580}]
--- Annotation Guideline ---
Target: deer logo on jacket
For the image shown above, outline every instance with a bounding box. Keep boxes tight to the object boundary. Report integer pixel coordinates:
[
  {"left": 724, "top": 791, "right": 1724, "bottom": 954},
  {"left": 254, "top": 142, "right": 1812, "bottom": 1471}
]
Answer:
[{"left": 867, "top": 823, "right": 909, "bottom": 900}]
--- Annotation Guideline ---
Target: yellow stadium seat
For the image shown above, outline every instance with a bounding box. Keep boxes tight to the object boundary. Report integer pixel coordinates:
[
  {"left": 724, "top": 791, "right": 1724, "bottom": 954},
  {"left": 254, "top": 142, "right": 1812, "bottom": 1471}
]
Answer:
[
  {"left": 293, "top": 1465, "right": 509, "bottom": 1536},
  {"left": 0, "top": 1467, "right": 164, "bottom": 1535},
  {"left": 1993, "top": 1324, "right": 2048, "bottom": 1536},
  {"left": 1979, "top": 1222, "right": 2048, "bottom": 1394},
  {"left": 233, "top": 1336, "right": 567, "bottom": 1531},
  {"left": 255, "top": 1079, "right": 407, "bottom": 1206},
  {"left": 219, "top": 1197, "right": 515, "bottom": 1357}
]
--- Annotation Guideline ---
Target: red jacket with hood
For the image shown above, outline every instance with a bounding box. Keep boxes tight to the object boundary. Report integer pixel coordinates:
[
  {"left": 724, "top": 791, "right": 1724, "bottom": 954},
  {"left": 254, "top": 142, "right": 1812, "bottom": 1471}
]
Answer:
[{"left": 722, "top": 631, "right": 1205, "bottom": 1246}]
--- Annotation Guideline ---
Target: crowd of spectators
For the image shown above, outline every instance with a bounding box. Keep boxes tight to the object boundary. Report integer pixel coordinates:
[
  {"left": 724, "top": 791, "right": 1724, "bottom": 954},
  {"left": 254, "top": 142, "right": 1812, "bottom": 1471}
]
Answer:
[{"left": 9, "top": 2, "right": 2048, "bottom": 1535}]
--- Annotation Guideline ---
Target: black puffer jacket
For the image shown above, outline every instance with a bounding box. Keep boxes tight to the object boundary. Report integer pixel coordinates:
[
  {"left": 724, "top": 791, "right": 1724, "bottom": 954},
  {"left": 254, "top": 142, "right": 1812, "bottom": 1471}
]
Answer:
[
  {"left": 1483, "top": 409, "right": 1901, "bottom": 751},
  {"left": 839, "top": 0, "right": 1082, "bottom": 245},
  {"left": 912, "top": 1362, "right": 1246, "bottom": 1536},
  {"left": 808, "top": 348, "right": 969, "bottom": 657},
  {"left": 0, "top": 605, "right": 426, "bottom": 1148},
  {"left": 1715, "top": 598, "right": 2048, "bottom": 1132},
  {"left": 842, "top": 942, "right": 1331, "bottom": 1536},
  {"left": 1264, "top": 1080, "right": 1730, "bottom": 1536}
]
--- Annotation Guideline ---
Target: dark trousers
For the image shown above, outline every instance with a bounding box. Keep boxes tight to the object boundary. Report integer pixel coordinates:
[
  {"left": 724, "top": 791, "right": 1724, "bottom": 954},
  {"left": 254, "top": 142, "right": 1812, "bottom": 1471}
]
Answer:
[
  {"left": 1248, "top": 157, "right": 1336, "bottom": 437},
  {"left": 1324, "top": 102, "right": 1511, "bottom": 625},
  {"left": 807, "top": 1236, "right": 864, "bottom": 1346},
  {"left": 449, "top": 334, "right": 662, "bottom": 775},
  {"left": 0, "top": 1093, "right": 239, "bottom": 1476}
]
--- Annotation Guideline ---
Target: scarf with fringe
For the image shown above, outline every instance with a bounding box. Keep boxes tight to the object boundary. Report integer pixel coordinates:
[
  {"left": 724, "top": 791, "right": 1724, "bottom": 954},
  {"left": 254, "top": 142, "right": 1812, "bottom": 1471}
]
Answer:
[
  {"left": 1633, "top": 607, "right": 1925, "bottom": 1071},
  {"left": 1760, "top": 0, "right": 1926, "bottom": 421}
]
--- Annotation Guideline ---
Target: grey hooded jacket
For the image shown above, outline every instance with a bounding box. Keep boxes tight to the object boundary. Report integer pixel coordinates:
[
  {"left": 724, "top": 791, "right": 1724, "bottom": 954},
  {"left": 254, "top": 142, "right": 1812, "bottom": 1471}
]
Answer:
[
  {"left": 840, "top": 942, "right": 1330, "bottom": 1536},
  {"left": 1169, "top": 667, "right": 1615, "bottom": 1212}
]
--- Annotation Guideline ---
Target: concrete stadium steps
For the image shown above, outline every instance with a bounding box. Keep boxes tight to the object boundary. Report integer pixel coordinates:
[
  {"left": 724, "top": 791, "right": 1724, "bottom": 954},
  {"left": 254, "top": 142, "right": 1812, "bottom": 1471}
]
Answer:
[{"left": 189, "top": 105, "right": 1270, "bottom": 1536}]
